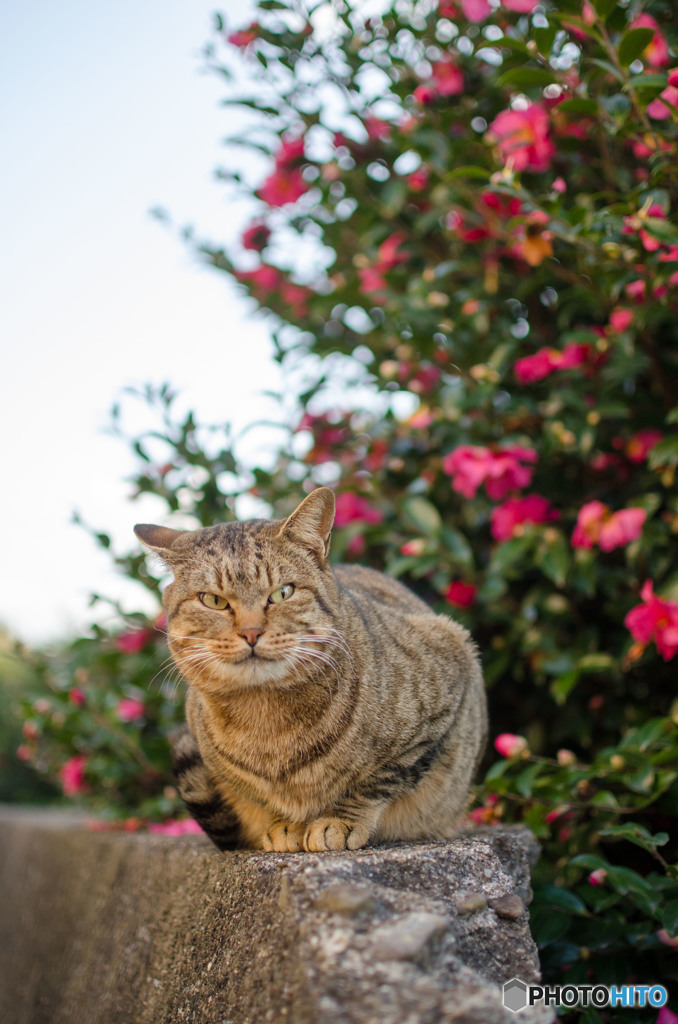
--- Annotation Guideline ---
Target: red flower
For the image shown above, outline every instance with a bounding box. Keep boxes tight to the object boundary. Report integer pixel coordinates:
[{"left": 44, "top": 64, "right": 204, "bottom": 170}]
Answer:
[
  {"left": 647, "top": 85, "right": 678, "bottom": 120},
  {"left": 442, "top": 444, "right": 538, "bottom": 500},
  {"left": 490, "top": 494, "right": 559, "bottom": 541},
  {"left": 609, "top": 307, "right": 633, "bottom": 332},
  {"left": 626, "top": 430, "right": 662, "bottom": 462},
  {"left": 116, "top": 628, "right": 153, "bottom": 654},
  {"left": 631, "top": 13, "right": 670, "bottom": 67},
  {"left": 494, "top": 733, "right": 529, "bottom": 758},
  {"left": 241, "top": 221, "right": 271, "bottom": 252},
  {"left": 572, "top": 501, "right": 646, "bottom": 552},
  {"left": 488, "top": 103, "right": 554, "bottom": 173},
  {"left": 501, "top": 0, "right": 538, "bottom": 11},
  {"left": 625, "top": 279, "right": 646, "bottom": 302},
  {"left": 60, "top": 755, "right": 88, "bottom": 797},
  {"left": 414, "top": 57, "right": 464, "bottom": 104},
  {"left": 444, "top": 581, "right": 476, "bottom": 607},
  {"left": 358, "top": 232, "right": 409, "bottom": 297},
  {"left": 258, "top": 136, "right": 308, "bottom": 207},
  {"left": 68, "top": 687, "right": 86, "bottom": 707},
  {"left": 227, "top": 23, "right": 259, "bottom": 48},
  {"left": 407, "top": 166, "right": 430, "bottom": 192},
  {"left": 625, "top": 581, "right": 678, "bottom": 662},
  {"left": 514, "top": 341, "right": 593, "bottom": 384},
  {"left": 334, "top": 493, "right": 384, "bottom": 527},
  {"left": 588, "top": 868, "right": 607, "bottom": 886},
  {"left": 116, "top": 697, "right": 146, "bottom": 723},
  {"left": 623, "top": 204, "right": 666, "bottom": 251}
]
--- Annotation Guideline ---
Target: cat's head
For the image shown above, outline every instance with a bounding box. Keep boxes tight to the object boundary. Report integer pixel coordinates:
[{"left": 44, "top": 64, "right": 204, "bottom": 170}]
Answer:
[{"left": 134, "top": 488, "right": 340, "bottom": 694}]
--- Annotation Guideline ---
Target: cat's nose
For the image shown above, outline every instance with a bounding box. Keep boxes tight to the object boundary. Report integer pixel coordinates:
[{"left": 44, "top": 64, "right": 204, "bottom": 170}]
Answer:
[{"left": 240, "top": 627, "right": 263, "bottom": 647}]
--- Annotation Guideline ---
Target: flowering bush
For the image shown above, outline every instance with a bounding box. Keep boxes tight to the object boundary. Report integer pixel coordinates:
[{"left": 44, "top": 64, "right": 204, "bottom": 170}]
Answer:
[{"left": 12, "top": 0, "right": 678, "bottom": 1016}]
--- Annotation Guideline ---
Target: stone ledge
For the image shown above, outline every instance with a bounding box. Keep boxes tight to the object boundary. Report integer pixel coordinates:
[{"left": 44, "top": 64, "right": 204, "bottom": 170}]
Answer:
[{"left": 0, "top": 809, "right": 554, "bottom": 1024}]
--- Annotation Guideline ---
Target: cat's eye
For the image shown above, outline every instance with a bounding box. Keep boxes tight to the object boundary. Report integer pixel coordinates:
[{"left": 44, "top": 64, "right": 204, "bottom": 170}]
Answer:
[
  {"left": 268, "top": 584, "right": 295, "bottom": 604},
  {"left": 198, "top": 593, "right": 231, "bottom": 611}
]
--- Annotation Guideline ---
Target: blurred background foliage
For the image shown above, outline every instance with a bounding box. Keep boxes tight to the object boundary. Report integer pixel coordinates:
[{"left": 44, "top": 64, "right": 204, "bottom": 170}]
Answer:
[{"left": 3, "top": 0, "right": 678, "bottom": 1017}]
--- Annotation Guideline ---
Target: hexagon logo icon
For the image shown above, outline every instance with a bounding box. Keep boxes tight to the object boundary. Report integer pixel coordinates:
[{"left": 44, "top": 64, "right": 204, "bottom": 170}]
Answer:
[{"left": 503, "top": 978, "right": 528, "bottom": 1013}]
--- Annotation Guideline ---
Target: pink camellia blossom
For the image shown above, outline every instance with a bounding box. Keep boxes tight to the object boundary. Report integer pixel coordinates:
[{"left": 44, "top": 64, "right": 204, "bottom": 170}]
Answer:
[
  {"left": 407, "top": 166, "right": 430, "bottom": 192},
  {"left": 149, "top": 819, "right": 204, "bottom": 836},
  {"left": 414, "top": 58, "right": 464, "bottom": 104},
  {"left": 334, "top": 492, "right": 384, "bottom": 527},
  {"left": 490, "top": 494, "right": 559, "bottom": 542},
  {"left": 625, "top": 279, "right": 646, "bottom": 302},
  {"left": 461, "top": 0, "right": 491, "bottom": 20},
  {"left": 358, "top": 232, "right": 409, "bottom": 297},
  {"left": 60, "top": 755, "right": 88, "bottom": 797},
  {"left": 444, "top": 581, "right": 477, "bottom": 607},
  {"left": 647, "top": 85, "right": 678, "bottom": 120},
  {"left": 468, "top": 793, "right": 499, "bottom": 824},
  {"left": 625, "top": 580, "right": 678, "bottom": 662},
  {"left": 16, "top": 744, "right": 32, "bottom": 762},
  {"left": 572, "top": 501, "right": 646, "bottom": 552},
  {"left": 69, "top": 687, "right": 86, "bottom": 707},
  {"left": 609, "top": 307, "right": 633, "bottom": 332},
  {"left": 494, "top": 733, "right": 529, "bottom": 758},
  {"left": 501, "top": 0, "right": 539, "bottom": 11},
  {"left": 656, "top": 1008, "right": 678, "bottom": 1024},
  {"left": 487, "top": 103, "right": 554, "bottom": 173},
  {"left": 258, "top": 136, "right": 308, "bottom": 207},
  {"left": 657, "top": 930, "right": 678, "bottom": 951},
  {"left": 626, "top": 429, "right": 662, "bottom": 462},
  {"left": 241, "top": 221, "right": 271, "bottom": 252},
  {"left": 669, "top": 68, "right": 678, "bottom": 88},
  {"left": 442, "top": 444, "right": 538, "bottom": 500},
  {"left": 631, "top": 13, "right": 670, "bottom": 67},
  {"left": 227, "top": 23, "right": 259, "bottom": 48},
  {"left": 514, "top": 342, "right": 593, "bottom": 384},
  {"left": 400, "top": 539, "right": 427, "bottom": 556},
  {"left": 623, "top": 203, "right": 666, "bottom": 252},
  {"left": 116, "top": 697, "right": 146, "bottom": 723},
  {"left": 588, "top": 868, "right": 608, "bottom": 886},
  {"left": 116, "top": 628, "right": 152, "bottom": 655}
]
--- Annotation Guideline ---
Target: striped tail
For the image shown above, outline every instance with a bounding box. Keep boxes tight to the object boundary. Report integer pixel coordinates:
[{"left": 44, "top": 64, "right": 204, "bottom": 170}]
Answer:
[{"left": 170, "top": 726, "right": 243, "bottom": 850}]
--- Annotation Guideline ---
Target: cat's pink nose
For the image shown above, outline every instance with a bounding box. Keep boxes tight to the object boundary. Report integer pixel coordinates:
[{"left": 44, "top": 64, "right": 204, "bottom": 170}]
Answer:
[{"left": 240, "top": 627, "right": 263, "bottom": 647}]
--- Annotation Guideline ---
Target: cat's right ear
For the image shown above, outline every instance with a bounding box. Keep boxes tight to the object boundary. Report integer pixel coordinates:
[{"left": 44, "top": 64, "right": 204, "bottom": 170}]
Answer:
[
  {"left": 278, "top": 487, "right": 335, "bottom": 562},
  {"left": 134, "top": 524, "right": 187, "bottom": 562}
]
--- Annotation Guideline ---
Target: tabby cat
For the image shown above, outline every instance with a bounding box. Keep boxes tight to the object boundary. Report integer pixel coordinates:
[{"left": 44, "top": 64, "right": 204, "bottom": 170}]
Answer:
[{"left": 135, "top": 487, "right": 487, "bottom": 852}]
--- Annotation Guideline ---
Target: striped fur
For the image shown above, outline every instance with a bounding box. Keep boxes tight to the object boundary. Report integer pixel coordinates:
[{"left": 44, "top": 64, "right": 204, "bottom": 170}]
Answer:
[{"left": 135, "top": 488, "right": 487, "bottom": 852}]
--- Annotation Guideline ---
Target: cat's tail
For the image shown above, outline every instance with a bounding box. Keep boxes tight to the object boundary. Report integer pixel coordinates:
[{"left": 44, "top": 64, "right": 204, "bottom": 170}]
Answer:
[{"left": 169, "top": 726, "right": 244, "bottom": 850}]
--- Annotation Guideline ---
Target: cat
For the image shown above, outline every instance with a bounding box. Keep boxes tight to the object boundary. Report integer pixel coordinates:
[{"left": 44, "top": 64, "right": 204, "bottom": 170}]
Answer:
[{"left": 135, "top": 487, "right": 487, "bottom": 852}]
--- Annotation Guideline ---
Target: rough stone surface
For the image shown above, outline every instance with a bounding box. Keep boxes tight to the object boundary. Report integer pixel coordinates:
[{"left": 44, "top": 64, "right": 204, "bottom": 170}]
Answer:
[{"left": 0, "top": 808, "right": 554, "bottom": 1024}]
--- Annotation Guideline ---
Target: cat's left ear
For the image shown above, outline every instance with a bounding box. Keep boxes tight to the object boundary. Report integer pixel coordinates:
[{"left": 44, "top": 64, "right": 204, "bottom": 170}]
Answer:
[
  {"left": 134, "top": 524, "right": 189, "bottom": 562},
  {"left": 278, "top": 487, "right": 335, "bottom": 561}
]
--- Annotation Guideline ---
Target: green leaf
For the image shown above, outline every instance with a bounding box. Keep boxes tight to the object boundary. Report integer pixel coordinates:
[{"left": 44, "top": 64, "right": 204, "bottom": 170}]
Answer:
[
  {"left": 403, "top": 496, "right": 442, "bottom": 536},
  {"left": 447, "top": 165, "right": 492, "bottom": 181},
  {"left": 662, "top": 899, "right": 678, "bottom": 937},
  {"left": 551, "top": 668, "right": 580, "bottom": 705},
  {"left": 496, "top": 66, "right": 559, "bottom": 89},
  {"left": 649, "top": 436, "right": 678, "bottom": 468},
  {"left": 540, "top": 535, "right": 571, "bottom": 588},
  {"left": 533, "top": 24, "right": 557, "bottom": 57},
  {"left": 441, "top": 527, "right": 473, "bottom": 566},
  {"left": 536, "top": 885, "right": 588, "bottom": 916},
  {"left": 598, "top": 824, "right": 669, "bottom": 853},
  {"left": 618, "top": 27, "right": 655, "bottom": 67},
  {"left": 515, "top": 762, "right": 541, "bottom": 797},
  {"left": 557, "top": 98, "right": 599, "bottom": 116},
  {"left": 592, "top": 0, "right": 617, "bottom": 16}
]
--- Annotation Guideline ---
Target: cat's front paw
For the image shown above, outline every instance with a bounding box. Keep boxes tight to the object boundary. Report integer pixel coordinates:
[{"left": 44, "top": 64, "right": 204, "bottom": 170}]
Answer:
[
  {"left": 303, "top": 817, "right": 370, "bottom": 852},
  {"left": 262, "top": 821, "right": 306, "bottom": 853}
]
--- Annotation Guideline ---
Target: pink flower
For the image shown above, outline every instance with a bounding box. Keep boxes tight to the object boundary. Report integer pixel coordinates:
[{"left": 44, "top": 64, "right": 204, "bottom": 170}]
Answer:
[
  {"left": 656, "top": 1007, "right": 678, "bottom": 1024},
  {"left": 461, "top": 0, "right": 491, "bottom": 22},
  {"left": 647, "top": 85, "right": 678, "bottom": 120},
  {"left": 609, "top": 307, "right": 633, "bottom": 332},
  {"left": 68, "top": 687, "right": 86, "bottom": 707},
  {"left": 494, "top": 733, "right": 529, "bottom": 758},
  {"left": 626, "top": 430, "right": 662, "bottom": 462},
  {"left": 625, "top": 581, "right": 678, "bottom": 661},
  {"left": 553, "top": 176, "right": 567, "bottom": 193},
  {"left": 364, "top": 115, "right": 392, "bottom": 142},
  {"left": 116, "top": 628, "right": 152, "bottom": 654},
  {"left": 572, "top": 501, "right": 646, "bottom": 552},
  {"left": 442, "top": 444, "right": 538, "bottom": 500},
  {"left": 657, "top": 930, "right": 678, "bottom": 951},
  {"left": 501, "top": 0, "right": 538, "bottom": 11},
  {"left": 334, "top": 493, "right": 383, "bottom": 527},
  {"left": 258, "top": 136, "right": 308, "bottom": 207},
  {"left": 588, "top": 868, "right": 607, "bottom": 886},
  {"left": 408, "top": 166, "right": 430, "bottom": 192},
  {"left": 491, "top": 495, "right": 559, "bottom": 541},
  {"left": 625, "top": 279, "right": 646, "bottom": 302},
  {"left": 623, "top": 204, "right": 667, "bottom": 251},
  {"left": 358, "top": 232, "right": 409, "bottom": 297},
  {"left": 60, "top": 755, "right": 88, "bottom": 797},
  {"left": 116, "top": 697, "right": 146, "bottom": 723},
  {"left": 514, "top": 341, "right": 593, "bottom": 384},
  {"left": 631, "top": 14, "right": 670, "bottom": 68},
  {"left": 149, "top": 819, "right": 204, "bottom": 836},
  {"left": 401, "top": 539, "right": 427, "bottom": 556},
  {"left": 414, "top": 58, "right": 464, "bottom": 104},
  {"left": 241, "top": 221, "right": 271, "bottom": 252},
  {"left": 488, "top": 103, "right": 554, "bottom": 173},
  {"left": 444, "top": 581, "right": 476, "bottom": 607},
  {"left": 227, "top": 23, "right": 259, "bottom": 48},
  {"left": 16, "top": 745, "right": 32, "bottom": 762}
]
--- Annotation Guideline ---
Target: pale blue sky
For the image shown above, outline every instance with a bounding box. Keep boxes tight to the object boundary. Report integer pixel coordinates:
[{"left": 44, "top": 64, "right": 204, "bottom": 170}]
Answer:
[{"left": 1, "top": 0, "right": 285, "bottom": 641}]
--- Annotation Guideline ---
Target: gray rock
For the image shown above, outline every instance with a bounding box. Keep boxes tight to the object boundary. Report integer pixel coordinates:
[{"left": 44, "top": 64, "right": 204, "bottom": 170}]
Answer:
[{"left": 0, "top": 807, "right": 554, "bottom": 1024}]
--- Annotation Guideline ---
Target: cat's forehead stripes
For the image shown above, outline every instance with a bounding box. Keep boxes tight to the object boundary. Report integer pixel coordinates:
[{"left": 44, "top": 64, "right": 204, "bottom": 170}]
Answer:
[{"left": 185, "top": 519, "right": 285, "bottom": 593}]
